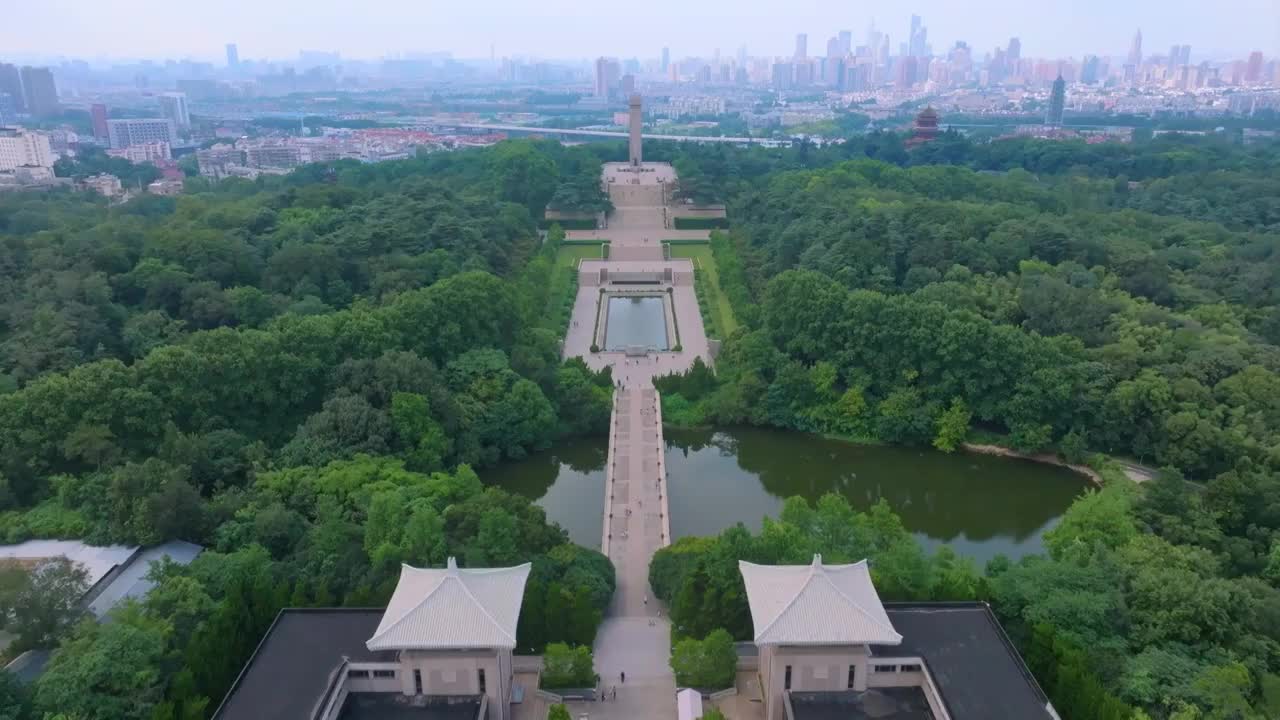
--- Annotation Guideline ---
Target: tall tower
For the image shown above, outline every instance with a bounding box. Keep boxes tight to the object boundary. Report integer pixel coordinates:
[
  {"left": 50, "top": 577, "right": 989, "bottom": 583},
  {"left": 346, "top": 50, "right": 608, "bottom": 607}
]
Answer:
[
  {"left": 1046, "top": 75, "right": 1066, "bottom": 126},
  {"left": 661, "top": 47, "right": 670, "bottom": 73},
  {"left": 628, "top": 94, "right": 642, "bottom": 166},
  {"left": 226, "top": 43, "right": 240, "bottom": 68},
  {"left": 1128, "top": 29, "right": 1143, "bottom": 66},
  {"left": 795, "top": 33, "right": 808, "bottom": 59}
]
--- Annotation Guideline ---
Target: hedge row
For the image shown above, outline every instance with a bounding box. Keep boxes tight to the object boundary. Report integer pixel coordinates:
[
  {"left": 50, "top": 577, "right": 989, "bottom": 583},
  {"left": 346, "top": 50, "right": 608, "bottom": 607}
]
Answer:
[
  {"left": 672, "top": 217, "right": 729, "bottom": 229},
  {"left": 540, "top": 218, "right": 598, "bottom": 230}
]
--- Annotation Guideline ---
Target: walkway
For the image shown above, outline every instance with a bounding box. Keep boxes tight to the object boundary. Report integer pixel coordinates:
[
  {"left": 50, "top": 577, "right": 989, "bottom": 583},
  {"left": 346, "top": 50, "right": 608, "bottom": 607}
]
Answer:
[
  {"left": 580, "top": 386, "right": 675, "bottom": 720},
  {"left": 560, "top": 164, "right": 695, "bottom": 720}
]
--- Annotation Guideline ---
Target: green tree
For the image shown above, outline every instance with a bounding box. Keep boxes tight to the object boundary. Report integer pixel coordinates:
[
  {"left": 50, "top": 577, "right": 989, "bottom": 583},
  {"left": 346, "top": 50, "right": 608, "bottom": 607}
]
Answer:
[
  {"left": 0, "top": 668, "right": 33, "bottom": 720},
  {"left": 0, "top": 558, "right": 89, "bottom": 652},
  {"left": 34, "top": 605, "right": 170, "bottom": 720},
  {"left": 541, "top": 643, "right": 595, "bottom": 689},
  {"left": 670, "top": 629, "right": 737, "bottom": 689},
  {"left": 932, "top": 398, "right": 971, "bottom": 453}
]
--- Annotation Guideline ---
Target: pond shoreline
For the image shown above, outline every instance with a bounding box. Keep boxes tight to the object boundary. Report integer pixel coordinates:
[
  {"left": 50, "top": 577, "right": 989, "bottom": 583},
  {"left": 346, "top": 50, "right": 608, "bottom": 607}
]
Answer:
[
  {"left": 659, "top": 420, "right": 1111, "bottom": 487},
  {"left": 960, "top": 443, "right": 1104, "bottom": 487}
]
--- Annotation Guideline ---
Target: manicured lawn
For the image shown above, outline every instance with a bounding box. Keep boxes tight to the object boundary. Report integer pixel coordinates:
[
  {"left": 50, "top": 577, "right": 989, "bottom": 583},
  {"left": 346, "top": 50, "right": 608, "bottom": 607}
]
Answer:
[
  {"left": 668, "top": 244, "right": 739, "bottom": 337},
  {"left": 556, "top": 243, "right": 608, "bottom": 267}
]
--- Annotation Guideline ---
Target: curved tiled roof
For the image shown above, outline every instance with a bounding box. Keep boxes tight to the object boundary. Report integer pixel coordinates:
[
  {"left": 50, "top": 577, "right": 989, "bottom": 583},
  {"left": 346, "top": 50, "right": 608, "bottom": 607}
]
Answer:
[
  {"left": 366, "top": 557, "right": 531, "bottom": 651},
  {"left": 739, "top": 555, "right": 902, "bottom": 646}
]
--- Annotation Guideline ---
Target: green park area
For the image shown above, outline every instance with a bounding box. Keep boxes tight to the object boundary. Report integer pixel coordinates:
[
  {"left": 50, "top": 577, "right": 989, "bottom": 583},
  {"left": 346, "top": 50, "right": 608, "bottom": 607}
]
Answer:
[
  {"left": 667, "top": 243, "right": 738, "bottom": 339},
  {"left": 556, "top": 243, "right": 608, "bottom": 267}
]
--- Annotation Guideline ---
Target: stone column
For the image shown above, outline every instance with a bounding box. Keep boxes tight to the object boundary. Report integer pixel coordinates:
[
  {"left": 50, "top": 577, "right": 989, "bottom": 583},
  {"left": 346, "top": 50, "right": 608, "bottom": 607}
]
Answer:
[{"left": 628, "top": 94, "right": 643, "bottom": 166}]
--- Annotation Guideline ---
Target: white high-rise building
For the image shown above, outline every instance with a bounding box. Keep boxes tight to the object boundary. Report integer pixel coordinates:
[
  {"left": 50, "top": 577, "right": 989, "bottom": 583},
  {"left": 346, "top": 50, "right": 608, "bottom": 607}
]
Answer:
[
  {"left": 107, "top": 118, "right": 176, "bottom": 149},
  {"left": 0, "top": 127, "right": 54, "bottom": 171},
  {"left": 158, "top": 92, "right": 191, "bottom": 129}
]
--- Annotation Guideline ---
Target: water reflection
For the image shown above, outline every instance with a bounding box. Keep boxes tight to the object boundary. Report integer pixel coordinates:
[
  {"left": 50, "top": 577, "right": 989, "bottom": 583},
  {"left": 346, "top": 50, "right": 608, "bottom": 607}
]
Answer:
[
  {"left": 605, "top": 296, "right": 669, "bottom": 350},
  {"left": 666, "top": 427, "right": 1087, "bottom": 564},
  {"left": 482, "top": 428, "right": 1087, "bottom": 564}
]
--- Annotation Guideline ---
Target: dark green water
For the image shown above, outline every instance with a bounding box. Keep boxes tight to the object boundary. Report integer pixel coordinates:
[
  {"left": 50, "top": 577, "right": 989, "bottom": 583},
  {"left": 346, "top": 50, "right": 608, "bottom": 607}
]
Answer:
[
  {"left": 482, "top": 427, "right": 1088, "bottom": 564},
  {"left": 604, "top": 296, "right": 668, "bottom": 350}
]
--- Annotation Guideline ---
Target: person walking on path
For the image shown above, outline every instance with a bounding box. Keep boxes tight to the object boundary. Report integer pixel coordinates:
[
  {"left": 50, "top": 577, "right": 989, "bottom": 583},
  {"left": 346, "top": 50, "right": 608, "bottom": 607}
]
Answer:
[{"left": 621, "top": 671, "right": 626, "bottom": 684}]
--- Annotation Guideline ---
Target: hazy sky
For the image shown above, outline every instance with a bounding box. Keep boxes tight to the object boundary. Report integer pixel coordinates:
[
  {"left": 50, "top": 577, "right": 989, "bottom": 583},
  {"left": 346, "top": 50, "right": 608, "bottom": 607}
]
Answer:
[{"left": 3, "top": 0, "right": 1278, "bottom": 63}]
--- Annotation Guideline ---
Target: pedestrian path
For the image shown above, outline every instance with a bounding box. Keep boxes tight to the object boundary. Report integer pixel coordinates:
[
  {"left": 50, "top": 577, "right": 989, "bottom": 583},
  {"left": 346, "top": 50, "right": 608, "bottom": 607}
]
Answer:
[
  {"left": 580, "top": 384, "right": 675, "bottom": 720},
  {"left": 562, "top": 163, "right": 693, "bottom": 720}
]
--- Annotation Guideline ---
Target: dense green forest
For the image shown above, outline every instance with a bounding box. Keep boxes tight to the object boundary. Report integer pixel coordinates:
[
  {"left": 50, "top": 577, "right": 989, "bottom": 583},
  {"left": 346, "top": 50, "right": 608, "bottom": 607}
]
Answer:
[
  {"left": 654, "top": 134, "right": 1280, "bottom": 719},
  {"left": 2, "top": 128, "right": 1280, "bottom": 720},
  {"left": 0, "top": 140, "right": 622, "bottom": 720}
]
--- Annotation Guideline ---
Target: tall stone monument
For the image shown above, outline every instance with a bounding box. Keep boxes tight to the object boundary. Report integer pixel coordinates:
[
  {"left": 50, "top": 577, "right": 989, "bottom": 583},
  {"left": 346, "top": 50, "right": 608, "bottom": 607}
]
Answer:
[{"left": 628, "top": 93, "right": 643, "bottom": 166}]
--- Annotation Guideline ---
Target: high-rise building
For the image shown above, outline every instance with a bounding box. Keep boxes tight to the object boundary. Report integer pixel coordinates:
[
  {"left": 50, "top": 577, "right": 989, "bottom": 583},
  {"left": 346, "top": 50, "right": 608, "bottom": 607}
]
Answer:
[
  {"left": 794, "top": 61, "right": 812, "bottom": 86},
  {"left": 772, "top": 62, "right": 794, "bottom": 90},
  {"left": 90, "top": 103, "right": 109, "bottom": 139},
  {"left": 1128, "top": 29, "right": 1143, "bottom": 66},
  {"left": 106, "top": 118, "right": 177, "bottom": 149},
  {"left": 158, "top": 92, "right": 191, "bottom": 129},
  {"left": 0, "top": 64, "right": 23, "bottom": 114},
  {"left": 896, "top": 56, "right": 919, "bottom": 88},
  {"left": 661, "top": 47, "right": 670, "bottom": 73},
  {"left": 0, "top": 127, "right": 54, "bottom": 171},
  {"left": 844, "top": 63, "right": 871, "bottom": 92},
  {"left": 838, "top": 31, "right": 852, "bottom": 56},
  {"left": 1245, "top": 51, "right": 1264, "bottom": 82},
  {"left": 866, "top": 22, "right": 882, "bottom": 58},
  {"left": 1164, "top": 44, "right": 1192, "bottom": 67},
  {"left": 1081, "top": 55, "right": 1101, "bottom": 85},
  {"left": 826, "top": 36, "right": 842, "bottom": 59},
  {"left": 226, "top": 43, "right": 239, "bottom": 68},
  {"left": 20, "top": 66, "right": 59, "bottom": 117},
  {"left": 1045, "top": 75, "right": 1066, "bottom": 126},
  {"left": 909, "top": 15, "right": 928, "bottom": 57},
  {"left": 795, "top": 33, "right": 808, "bottom": 59},
  {"left": 620, "top": 74, "right": 635, "bottom": 96},
  {"left": 0, "top": 93, "right": 17, "bottom": 126},
  {"left": 594, "top": 57, "right": 621, "bottom": 97}
]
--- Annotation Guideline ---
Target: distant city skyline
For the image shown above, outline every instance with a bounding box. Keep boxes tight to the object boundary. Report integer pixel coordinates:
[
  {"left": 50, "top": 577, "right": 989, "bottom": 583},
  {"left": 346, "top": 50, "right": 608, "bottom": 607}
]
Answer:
[{"left": 1, "top": 0, "right": 1276, "bottom": 64}]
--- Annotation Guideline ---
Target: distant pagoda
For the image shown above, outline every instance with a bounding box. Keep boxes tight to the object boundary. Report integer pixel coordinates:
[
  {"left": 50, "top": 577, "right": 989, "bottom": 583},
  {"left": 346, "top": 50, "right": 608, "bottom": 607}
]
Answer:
[{"left": 906, "top": 106, "right": 941, "bottom": 148}]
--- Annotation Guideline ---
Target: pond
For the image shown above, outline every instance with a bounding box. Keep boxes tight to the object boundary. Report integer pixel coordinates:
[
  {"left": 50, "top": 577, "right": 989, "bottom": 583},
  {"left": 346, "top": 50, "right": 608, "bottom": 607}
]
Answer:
[
  {"left": 604, "top": 296, "right": 668, "bottom": 351},
  {"left": 482, "top": 427, "right": 1088, "bottom": 565}
]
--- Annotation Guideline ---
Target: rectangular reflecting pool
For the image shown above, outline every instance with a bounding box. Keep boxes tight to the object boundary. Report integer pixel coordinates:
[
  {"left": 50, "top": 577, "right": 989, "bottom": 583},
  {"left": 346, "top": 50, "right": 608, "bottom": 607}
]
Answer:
[{"left": 604, "top": 296, "right": 668, "bottom": 351}]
